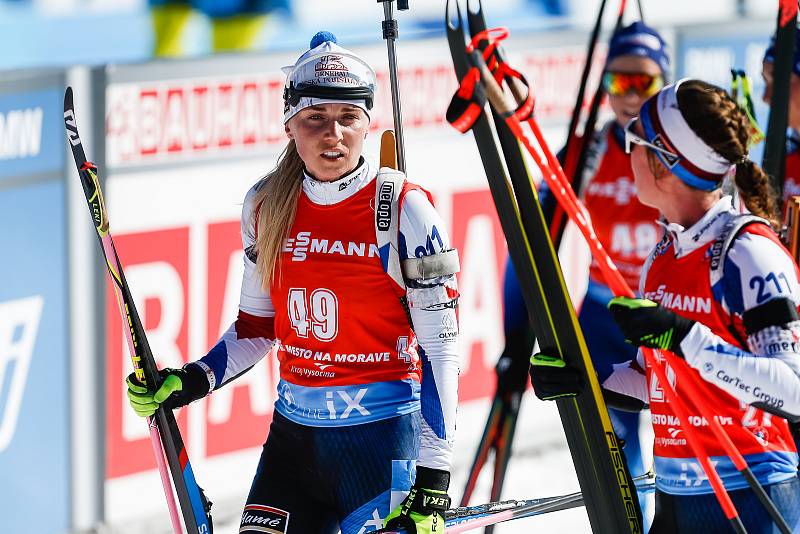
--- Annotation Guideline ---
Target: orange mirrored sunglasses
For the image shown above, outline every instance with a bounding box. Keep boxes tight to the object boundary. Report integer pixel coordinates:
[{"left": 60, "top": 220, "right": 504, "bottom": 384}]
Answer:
[{"left": 603, "top": 71, "right": 664, "bottom": 97}]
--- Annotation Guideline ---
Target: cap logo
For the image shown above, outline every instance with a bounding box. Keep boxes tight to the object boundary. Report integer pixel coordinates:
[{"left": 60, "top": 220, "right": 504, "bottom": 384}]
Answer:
[{"left": 315, "top": 55, "right": 348, "bottom": 73}]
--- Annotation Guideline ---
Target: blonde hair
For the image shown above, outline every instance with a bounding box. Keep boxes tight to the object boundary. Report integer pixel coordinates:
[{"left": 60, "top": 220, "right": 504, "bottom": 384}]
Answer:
[{"left": 252, "top": 140, "right": 305, "bottom": 289}]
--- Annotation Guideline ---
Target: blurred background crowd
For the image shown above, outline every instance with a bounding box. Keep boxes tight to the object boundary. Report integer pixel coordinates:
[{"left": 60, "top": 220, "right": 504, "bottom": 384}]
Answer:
[{"left": 0, "top": 0, "right": 776, "bottom": 69}]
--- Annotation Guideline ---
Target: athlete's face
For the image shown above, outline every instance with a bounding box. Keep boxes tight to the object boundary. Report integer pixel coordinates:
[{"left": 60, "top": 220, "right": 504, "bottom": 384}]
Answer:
[
  {"left": 606, "top": 55, "right": 663, "bottom": 128},
  {"left": 286, "top": 103, "right": 369, "bottom": 181},
  {"left": 762, "top": 61, "right": 800, "bottom": 130},
  {"left": 629, "top": 117, "right": 663, "bottom": 210}
]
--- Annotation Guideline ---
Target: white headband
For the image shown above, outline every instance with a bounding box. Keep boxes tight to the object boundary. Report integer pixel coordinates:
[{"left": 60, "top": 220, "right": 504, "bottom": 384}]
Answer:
[{"left": 641, "top": 79, "right": 735, "bottom": 190}]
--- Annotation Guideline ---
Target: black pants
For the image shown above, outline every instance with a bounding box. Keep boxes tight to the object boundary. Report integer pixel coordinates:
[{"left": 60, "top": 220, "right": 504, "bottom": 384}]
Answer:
[
  {"left": 651, "top": 477, "right": 800, "bottom": 533},
  {"left": 240, "top": 411, "right": 420, "bottom": 534}
]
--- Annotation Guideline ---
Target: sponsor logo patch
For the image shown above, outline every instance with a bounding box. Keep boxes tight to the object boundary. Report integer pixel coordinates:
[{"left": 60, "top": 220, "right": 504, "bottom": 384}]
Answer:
[
  {"left": 644, "top": 285, "right": 712, "bottom": 314},
  {"left": 585, "top": 176, "right": 637, "bottom": 205},
  {"left": 651, "top": 134, "right": 679, "bottom": 167},
  {"left": 376, "top": 182, "right": 393, "bottom": 231},
  {"left": 283, "top": 230, "right": 379, "bottom": 262},
  {"left": 315, "top": 54, "right": 347, "bottom": 73},
  {"left": 240, "top": 504, "right": 290, "bottom": 534}
]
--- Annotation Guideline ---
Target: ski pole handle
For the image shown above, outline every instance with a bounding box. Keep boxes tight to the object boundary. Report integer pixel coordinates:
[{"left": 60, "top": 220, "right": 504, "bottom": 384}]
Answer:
[
  {"left": 470, "top": 51, "right": 513, "bottom": 115},
  {"left": 380, "top": 130, "right": 399, "bottom": 169}
]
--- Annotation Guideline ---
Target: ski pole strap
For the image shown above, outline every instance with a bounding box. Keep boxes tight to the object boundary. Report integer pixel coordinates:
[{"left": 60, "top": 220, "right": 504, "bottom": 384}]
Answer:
[
  {"left": 469, "top": 27, "right": 535, "bottom": 121},
  {"left": 446, "top": 26, "right": 534, "bottom": 132},
  {"left": 494, "top": 66, "right": 534, "bottom": 122},
  {"left": 446, "top": 66, "right": 486, "bottom": 133},
  {"left": 470, "top": 34, "right": 534, "bottom": 118}
]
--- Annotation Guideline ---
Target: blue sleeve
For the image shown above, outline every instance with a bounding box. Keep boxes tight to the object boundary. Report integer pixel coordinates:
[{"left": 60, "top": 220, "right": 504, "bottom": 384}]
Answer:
[{"left": 503, "top": 256, "right": 529, "bottom": 335}]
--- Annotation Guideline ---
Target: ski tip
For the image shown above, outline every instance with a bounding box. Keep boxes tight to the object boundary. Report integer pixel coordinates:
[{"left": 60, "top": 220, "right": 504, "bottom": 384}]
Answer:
[
  {"left": 64, "top": 86, "right": 73, "bottom": 109},
  {"left": 445, "top": 0, "right": 463, "bottom": 31},
  {"left": 466, "top": 0, "right": 484, "bottom": 16}
]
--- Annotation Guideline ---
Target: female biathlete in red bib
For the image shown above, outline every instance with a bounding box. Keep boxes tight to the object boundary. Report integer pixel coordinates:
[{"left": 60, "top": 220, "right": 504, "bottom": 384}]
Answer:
[
  {"left": 126, "top": 32, "right": 461, "bottom": 534},
  {"left": 530, "top": 79, "right": 800, "bottom": 532}
]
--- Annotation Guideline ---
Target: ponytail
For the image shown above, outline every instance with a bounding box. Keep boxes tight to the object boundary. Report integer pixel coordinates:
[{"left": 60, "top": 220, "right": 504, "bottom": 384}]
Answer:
[{"left": 734, "top": 159, "right": 780, "bottom": 228}]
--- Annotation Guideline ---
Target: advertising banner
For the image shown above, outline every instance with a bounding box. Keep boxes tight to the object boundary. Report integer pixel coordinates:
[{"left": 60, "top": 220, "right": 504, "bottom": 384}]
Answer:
[
  {"left": 0, "top": 87, "right": 63, "bottom": 180},
  {"left": 0, "top": 72, "right": 70, "bottom": 534}
]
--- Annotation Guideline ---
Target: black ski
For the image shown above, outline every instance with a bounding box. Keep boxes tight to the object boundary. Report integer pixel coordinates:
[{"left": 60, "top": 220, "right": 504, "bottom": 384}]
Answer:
[
  {"left": 458, "top": 0, "right": 540, "bottom": 515},
  {"left": 460, "top": 0, "right": 631, "bottom": 516},
  {"left": 762, "top": 0, "right": 798, "bottom": 203},
  {"left": 64, "top": 87, "right": 213, "bottom": 534},
  {"left": 446, "top": 3, "right": 642, "bottom": 533}
]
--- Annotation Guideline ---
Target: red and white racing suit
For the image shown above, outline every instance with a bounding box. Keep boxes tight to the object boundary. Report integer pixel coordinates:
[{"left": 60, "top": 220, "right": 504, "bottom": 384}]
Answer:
[
  {"left": 603, "top": 196, "right": 800, "bottom": 495},
  {"left": 195, "top": 158, "right": 460, "bottom": 472}
]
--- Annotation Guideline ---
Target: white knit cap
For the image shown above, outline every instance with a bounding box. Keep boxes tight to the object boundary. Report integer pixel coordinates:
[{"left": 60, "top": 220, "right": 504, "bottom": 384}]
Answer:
[{"left": 282, "top": 32, "right": 377, "bottom": 124}]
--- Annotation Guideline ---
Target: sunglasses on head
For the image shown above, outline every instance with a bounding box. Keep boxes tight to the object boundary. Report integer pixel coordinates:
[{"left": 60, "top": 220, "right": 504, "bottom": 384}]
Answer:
[
  {"left": 623, "top": 118, "right": 680, "bottom": 161},
  {"left": 603, "top": 71, "right": 664, "bottom": 97}
]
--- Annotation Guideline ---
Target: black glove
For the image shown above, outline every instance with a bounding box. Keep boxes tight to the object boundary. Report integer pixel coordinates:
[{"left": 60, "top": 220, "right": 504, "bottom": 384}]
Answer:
[
  {"left": 126, "top": 364, "right": 211, "bottom": 417},
  {"left": 383, "top": 467, "right": 450, "bottom": 534},
  {"left": 528, "top": 353, "right": 583, "bottom": 401},
  {"left": 495, "top": 326, "right": 536, "bottom": 397},
  {"left": 607, "top": 296, "right": 695, "bottom": 357}
]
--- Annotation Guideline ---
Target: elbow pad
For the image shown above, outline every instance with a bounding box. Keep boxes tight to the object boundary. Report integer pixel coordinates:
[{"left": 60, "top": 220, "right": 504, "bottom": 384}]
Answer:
[
  {"left": 401, "top": 249, "right": 460, "bottom": 281},
  {"left": 403, "top": 250, "right": 460, "bottom": 311},
  {"left": 743, "top": 297, "right": 799, "bottom": 335}
]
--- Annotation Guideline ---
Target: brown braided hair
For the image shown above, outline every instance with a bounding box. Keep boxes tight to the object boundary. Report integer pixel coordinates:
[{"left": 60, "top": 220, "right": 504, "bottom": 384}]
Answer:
[{"left": 673, "top": 79, "right": 780, "bottom": 228}]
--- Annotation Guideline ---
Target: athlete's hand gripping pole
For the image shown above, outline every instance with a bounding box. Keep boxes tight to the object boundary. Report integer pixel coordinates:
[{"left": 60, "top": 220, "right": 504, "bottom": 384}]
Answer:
[
  {"left": 384, "top": 467, "right": 451, "bottom": 534},
  {"left": 450, "top": 28, "right": 790, "bottom": 534},
  {"left": 127, "top": 365, "right": 211, "bottom": 417}
]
